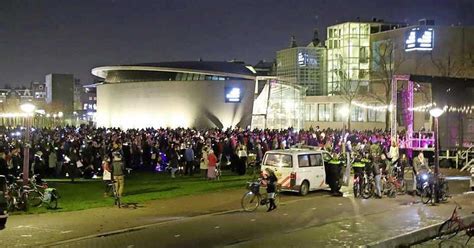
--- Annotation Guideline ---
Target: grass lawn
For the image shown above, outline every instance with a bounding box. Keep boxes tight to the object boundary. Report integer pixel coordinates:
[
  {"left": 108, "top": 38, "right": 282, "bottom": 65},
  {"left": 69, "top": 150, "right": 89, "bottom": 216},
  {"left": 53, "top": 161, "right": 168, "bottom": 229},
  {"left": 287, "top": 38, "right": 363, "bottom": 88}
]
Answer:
[{"left": 24, "top": 171, "right": 253, "bottom": 214}]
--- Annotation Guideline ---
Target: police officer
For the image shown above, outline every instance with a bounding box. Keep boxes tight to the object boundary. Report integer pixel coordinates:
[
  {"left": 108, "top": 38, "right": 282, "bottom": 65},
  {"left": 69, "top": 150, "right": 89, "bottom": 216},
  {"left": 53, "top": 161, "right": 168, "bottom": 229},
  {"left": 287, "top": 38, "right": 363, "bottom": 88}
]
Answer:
[
  {"left": 326, "top": 152, "right": 344, "bottom": 196},
  {"left": 352, "top": 153, "right": 366, "bottom": 197}
]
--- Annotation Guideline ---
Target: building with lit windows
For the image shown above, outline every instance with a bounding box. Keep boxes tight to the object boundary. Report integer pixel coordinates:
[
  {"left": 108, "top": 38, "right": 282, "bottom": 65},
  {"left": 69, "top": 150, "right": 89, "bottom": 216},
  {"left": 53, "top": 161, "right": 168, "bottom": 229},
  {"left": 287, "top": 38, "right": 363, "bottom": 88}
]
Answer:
[
  {"left": 325, "top": 19, "right": 407, "bottom": 95},
  {"left": 276, "top": 32, "right": 327, "bottom": 96}
]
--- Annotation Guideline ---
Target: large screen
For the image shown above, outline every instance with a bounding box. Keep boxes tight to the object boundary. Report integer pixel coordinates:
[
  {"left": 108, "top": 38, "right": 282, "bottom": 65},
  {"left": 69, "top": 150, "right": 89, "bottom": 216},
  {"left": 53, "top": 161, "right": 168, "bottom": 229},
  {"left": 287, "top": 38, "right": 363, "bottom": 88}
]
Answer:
[
  {"left": 405, "top": 27, "right": 434, "bottom": 52},
  {"left": 225, "top": 87, "right": 241, "bottom": 103}
]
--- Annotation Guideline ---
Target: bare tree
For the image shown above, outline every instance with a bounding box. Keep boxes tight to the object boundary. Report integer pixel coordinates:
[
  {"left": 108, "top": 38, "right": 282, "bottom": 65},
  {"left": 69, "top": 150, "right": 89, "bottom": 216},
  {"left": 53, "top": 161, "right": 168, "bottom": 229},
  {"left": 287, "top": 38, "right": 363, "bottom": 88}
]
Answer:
[
  {"left": 331, "top": 55, "right": 366, "bottom": 131},
  {"left": 369, "top": 39, "right": 406, "bottom": 130}
]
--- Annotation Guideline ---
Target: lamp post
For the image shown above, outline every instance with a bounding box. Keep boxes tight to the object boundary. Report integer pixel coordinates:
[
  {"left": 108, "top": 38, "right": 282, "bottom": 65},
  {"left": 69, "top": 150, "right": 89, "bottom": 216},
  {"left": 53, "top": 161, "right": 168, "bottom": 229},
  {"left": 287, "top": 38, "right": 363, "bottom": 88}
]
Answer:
[
  {"left": 20, "top": 103, "right": 36, "bottom": 185},
  {"left": 429, "top": 107, "right": 444, "bottom": 203}
]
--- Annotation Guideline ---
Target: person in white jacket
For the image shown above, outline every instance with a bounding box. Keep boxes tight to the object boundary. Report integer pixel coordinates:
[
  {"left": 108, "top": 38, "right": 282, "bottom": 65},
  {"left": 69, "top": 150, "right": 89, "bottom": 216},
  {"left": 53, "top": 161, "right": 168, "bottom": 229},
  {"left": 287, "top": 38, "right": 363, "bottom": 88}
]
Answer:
[{"left": 200, "top": 146, "right": 209, "bottom": 179}]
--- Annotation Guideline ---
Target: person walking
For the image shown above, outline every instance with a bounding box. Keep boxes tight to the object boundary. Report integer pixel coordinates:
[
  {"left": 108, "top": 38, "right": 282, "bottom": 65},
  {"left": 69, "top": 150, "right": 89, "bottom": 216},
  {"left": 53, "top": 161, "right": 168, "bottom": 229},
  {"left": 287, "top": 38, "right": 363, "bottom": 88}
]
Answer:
[
  {"left": 111, "top": 152, "right": 125, "bottom": 197},
  {"left": 263, "top": 168, "right": 278, "bottom": 212}
]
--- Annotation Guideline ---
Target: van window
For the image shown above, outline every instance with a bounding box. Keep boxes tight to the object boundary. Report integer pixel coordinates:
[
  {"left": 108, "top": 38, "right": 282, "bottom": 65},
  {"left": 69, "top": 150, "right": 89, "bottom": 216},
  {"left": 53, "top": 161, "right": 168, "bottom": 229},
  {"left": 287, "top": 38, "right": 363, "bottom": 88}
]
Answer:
[
  {"left": 264, "top": 153, "right": 292, "bottom": 168},
  {"left": 310, "top": 154, "right": 323, "bottom": 166},
  {"left": 298, "top": 155, "right": 309, "bottom": 167}
]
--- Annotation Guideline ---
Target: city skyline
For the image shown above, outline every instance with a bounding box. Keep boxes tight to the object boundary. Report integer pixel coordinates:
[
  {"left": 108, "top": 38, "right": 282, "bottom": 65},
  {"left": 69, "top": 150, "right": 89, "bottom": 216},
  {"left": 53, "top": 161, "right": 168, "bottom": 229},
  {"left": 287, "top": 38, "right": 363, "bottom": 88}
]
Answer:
[{"left": 1, "top": 0, "right": 473, "bottom": 87}]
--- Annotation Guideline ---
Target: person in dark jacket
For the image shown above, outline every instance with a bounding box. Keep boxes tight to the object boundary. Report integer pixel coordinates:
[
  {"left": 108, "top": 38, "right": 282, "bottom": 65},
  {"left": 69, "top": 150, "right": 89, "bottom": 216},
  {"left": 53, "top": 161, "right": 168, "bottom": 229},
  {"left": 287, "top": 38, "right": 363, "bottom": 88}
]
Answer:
[{"left": 263, "top": 168, "right": 278, "bottom": 212}]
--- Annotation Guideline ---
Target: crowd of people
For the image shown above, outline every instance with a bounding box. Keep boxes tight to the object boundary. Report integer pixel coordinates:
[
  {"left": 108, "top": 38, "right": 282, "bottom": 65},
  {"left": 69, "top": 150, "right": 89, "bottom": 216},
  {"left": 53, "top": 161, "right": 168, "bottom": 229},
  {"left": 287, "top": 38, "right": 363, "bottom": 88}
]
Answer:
[{"left": 0, "top": 125, "right": 426, "bottom": 190}]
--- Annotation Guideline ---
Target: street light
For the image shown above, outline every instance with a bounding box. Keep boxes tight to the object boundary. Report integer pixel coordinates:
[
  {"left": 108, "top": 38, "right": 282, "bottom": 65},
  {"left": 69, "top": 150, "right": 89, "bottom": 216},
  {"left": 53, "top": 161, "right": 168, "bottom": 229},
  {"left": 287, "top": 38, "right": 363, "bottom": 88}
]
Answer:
[
  {"left": 429, "top": 107, "right": 444, "bottom": 203},
  {"left": 20, "top": 103, "right": 36, "bottom": 185}
]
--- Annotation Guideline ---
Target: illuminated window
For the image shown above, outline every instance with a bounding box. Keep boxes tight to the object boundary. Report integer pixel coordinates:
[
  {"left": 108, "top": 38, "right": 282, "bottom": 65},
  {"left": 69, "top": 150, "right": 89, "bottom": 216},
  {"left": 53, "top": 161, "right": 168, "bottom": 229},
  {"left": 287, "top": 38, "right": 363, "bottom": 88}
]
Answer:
[{"left": 318, "top": 104, "right": 332, "bottom": 122}]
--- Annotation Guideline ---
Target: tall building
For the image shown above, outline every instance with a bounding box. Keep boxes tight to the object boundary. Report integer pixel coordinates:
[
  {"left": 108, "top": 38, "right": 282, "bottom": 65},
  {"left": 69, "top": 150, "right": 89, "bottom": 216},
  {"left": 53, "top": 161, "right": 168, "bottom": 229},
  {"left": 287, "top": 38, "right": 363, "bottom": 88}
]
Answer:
[
  {"left": 276, "top": 31, "right": 327, "bottom": 96},
  {"left": 45, "top": 74, "right": 74, "bottom": 114},
  {"left": 326, "top": 19, "right": 406, "bottom": 95}
]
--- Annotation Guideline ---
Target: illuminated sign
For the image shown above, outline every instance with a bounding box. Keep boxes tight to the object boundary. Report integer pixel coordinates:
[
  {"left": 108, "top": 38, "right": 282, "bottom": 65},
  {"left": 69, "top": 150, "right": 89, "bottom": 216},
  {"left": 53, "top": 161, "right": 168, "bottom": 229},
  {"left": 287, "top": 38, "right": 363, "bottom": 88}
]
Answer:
[
  {"left": 297, "top": 52, "right": 318, "bottom": 67},
  {"left": 405, "top": 27, "right": 434, "bottom": 51},
  {"left": 225, "top": 87, "right": 241, "bottom": 103}
]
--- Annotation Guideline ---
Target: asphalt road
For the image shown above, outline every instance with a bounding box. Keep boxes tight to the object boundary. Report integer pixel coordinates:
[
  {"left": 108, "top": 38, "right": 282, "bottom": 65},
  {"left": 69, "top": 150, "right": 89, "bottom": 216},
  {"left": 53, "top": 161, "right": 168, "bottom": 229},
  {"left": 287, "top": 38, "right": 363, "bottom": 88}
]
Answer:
[{"left": 45, "top": 179, "right": 473, "bottom": 248}]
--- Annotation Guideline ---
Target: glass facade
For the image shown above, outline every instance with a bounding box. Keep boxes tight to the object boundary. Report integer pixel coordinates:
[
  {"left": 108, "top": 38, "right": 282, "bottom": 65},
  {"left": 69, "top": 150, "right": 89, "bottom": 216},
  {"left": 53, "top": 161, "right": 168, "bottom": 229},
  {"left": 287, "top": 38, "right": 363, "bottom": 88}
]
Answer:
[
  {"left": 276, "top": 47, "right": 327, "bottom": 96},
  {"left": 302, "top": 102, "right": 385, "bottom": 123},
  {"left": 326, "top": 22, "right": 372, "bottom": 95},
  {"left": 251, "top": 79, "right": 305, "bottom": 130}
]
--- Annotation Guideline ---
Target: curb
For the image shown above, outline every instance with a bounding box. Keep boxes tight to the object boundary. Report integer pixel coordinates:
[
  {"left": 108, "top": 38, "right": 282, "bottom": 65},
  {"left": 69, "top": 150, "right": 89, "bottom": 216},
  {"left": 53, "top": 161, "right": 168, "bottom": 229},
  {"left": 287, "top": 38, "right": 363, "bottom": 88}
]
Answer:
[{"left": 364, "top": 214, "right": 474, "bottom": 248}]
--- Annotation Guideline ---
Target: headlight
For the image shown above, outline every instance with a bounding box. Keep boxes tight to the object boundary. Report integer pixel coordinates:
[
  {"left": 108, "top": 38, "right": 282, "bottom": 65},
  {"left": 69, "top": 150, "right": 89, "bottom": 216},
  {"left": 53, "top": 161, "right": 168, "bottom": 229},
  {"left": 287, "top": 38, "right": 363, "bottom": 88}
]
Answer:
[{"left": 422, "top": 174, "right": 428, "bottom": 180}]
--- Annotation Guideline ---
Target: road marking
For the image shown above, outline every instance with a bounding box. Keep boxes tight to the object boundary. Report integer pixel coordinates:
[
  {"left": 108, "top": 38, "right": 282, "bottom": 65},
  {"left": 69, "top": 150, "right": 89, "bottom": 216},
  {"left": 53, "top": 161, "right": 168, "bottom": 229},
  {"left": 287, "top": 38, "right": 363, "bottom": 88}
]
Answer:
[
  {"left": 312, "top": 207, "right": 317, "bottom": 210},
  {"left": 214, "top": 226, "right": 220, "bottom": 229},
  {"left": 250, "top": 219, "right": 256, "bottom": 222},
  {"left": 60, "top": 230, "right": 73, "bottom": 234},
  {"left": 174, "top": 234, "right": 181, "bottom": 238},
  {"left": 21, "top": 235, "right": 32, "bottom": 237},
  {"left": 283, "top": 213, "right": 288, "bottom": 216}
]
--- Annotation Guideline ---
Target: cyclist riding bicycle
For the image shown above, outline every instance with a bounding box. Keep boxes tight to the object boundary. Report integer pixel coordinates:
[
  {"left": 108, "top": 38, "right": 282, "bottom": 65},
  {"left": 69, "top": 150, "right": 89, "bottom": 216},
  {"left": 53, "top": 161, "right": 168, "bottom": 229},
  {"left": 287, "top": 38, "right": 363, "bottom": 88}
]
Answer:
[{"left": 262, "top": 168, "right": 278, "bottom": 212}]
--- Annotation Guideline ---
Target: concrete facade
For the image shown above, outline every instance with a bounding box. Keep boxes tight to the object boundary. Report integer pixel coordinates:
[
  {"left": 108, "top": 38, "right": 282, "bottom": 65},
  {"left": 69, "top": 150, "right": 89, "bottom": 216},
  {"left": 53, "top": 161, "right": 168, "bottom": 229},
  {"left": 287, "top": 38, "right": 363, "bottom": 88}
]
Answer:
[{"left": 96, "top": 80, "right": 255, "bottom": 129}]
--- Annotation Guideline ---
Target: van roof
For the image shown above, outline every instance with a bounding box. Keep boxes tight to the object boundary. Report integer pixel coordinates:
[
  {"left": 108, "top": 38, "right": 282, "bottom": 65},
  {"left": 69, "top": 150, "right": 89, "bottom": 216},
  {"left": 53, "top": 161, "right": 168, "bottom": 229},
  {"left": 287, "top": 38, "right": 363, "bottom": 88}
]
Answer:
[{"left": 265, "top": 148, "right": 326, "bottom": 156}]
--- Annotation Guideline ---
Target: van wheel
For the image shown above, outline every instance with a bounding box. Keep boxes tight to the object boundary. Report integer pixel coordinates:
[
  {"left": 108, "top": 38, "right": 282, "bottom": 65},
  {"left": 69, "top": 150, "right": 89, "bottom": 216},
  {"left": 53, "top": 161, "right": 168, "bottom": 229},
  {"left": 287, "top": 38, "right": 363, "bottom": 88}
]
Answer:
[{"left": 299, "top": 181, "right": 309, "bottom": 196}]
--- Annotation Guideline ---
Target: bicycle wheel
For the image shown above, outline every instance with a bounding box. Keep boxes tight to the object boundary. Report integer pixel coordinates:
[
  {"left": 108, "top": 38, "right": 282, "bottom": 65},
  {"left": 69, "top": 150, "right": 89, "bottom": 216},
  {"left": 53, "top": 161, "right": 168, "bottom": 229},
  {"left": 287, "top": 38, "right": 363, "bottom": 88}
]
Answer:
[
  {"left": 265, "top": 193, "right": 281, "bottom": 210},
  {"left": 438, "top": 219, "right": 460, "bottom": 240},
  {"left": 386, "top": 182, "right": 396, "bottom": 198},
  {"left": 28, "top": 191, "right": 42, "bottom": 207},
  {"left": 421, "top": 186, "right": 431, "bottom": 204},
  {"left": 241, "top": 192, "right": 260, "bottom": 212},
  {"left": 362, "top": 182, "right": 374, "bottom": 199},
  {"left": 353, "top": 181, "right": 360, "bottom": 198},
  {"left": 439, "top": 182, "right": 449, "bottom": 202},
  {"left": 48, "top": 197, "right": 58, "bottom": 210}
]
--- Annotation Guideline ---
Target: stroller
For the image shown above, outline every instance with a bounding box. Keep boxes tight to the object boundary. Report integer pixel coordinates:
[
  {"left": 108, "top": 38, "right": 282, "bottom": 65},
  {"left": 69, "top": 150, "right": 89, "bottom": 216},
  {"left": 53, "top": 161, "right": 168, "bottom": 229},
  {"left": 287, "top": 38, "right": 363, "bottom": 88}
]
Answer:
[{"left": 0, "top": 175, "right": 8, "bottom": 230}]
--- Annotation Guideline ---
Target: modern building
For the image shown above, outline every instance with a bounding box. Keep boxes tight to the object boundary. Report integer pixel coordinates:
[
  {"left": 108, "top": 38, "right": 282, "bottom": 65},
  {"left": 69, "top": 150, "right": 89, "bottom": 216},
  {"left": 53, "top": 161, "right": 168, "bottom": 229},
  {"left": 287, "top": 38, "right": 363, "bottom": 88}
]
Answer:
[
  {"left": 45, "top": 74, "right": 74, "bottom": 115},
  {"left": 276, "top": 31, "right": 327, "bottom": 96},
  {"left": 92, "top": 61, "right": 257, "bottom": 129},
  {"left": 325, "top": 19, "right": 407, "bottom": 95}
]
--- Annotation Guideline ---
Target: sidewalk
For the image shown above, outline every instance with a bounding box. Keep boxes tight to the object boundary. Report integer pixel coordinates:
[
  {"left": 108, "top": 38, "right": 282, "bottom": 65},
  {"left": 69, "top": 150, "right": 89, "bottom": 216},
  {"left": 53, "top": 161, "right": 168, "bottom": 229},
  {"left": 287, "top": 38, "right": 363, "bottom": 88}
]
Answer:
[
  {"left": 0, "top": 170, "right": 471, "bottom": 247},
  {"left": 0, "top": 188, "right": 249, "bottom": 247}
]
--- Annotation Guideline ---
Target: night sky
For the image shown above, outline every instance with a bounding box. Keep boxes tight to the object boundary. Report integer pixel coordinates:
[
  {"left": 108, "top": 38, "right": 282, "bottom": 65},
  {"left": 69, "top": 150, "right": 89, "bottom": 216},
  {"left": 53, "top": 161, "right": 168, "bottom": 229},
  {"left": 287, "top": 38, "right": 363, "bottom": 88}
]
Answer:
[{"left": 1, "top": 0, "right": 473, "bottom": 87}]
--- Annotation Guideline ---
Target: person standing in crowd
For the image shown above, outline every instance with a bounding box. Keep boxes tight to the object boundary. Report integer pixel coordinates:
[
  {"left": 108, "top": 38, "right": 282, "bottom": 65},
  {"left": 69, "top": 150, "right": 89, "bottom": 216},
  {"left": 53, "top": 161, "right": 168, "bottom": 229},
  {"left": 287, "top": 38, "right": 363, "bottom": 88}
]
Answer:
[
  {"left": 389, "top": 140, "right": 400, "bottom": 168},
  {"left": 236, "top": 142, "right": 247, "bottom": 175},
  {"left": 207, "top": 149, "right": 218, "bottom": 180},
  {"left": 184, "top": 144, "right": 195, "bottom": 176},
  {"left": 0, "top": 152, "right": 7, "bottom": 177},
  {"left": 48, "top": 149, "right": 57, "bottom": 177},
  {"left": 102, "top": 158, "right": 112, "bottom": 197},
  {"left": 111, "top": 152, "right": 125, "bottom": 197},
  {"left": 200, "top": 146, "right": 209, "bottom": 179},
  {"left": 168, "top": 146, "right": 180, "bottom": 178},
  {"left": 372, "top": 155, "right": 382, "bottom": 198}
]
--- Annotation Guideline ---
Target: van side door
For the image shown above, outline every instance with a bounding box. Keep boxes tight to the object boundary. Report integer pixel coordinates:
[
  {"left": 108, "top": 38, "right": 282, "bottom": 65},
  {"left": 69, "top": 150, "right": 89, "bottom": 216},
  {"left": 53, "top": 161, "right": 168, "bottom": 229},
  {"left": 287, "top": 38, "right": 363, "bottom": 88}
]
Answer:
[{"left": 309, "top": 153, "right": 325, "bottom": 189}]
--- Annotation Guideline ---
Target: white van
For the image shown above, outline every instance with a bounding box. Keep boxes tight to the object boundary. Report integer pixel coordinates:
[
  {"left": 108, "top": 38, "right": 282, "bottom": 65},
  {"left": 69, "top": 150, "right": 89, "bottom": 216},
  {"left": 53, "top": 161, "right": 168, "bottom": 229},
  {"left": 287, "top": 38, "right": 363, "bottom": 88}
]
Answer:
[{"left": 261, "top": 148, "right": 334, "bottom": 196}]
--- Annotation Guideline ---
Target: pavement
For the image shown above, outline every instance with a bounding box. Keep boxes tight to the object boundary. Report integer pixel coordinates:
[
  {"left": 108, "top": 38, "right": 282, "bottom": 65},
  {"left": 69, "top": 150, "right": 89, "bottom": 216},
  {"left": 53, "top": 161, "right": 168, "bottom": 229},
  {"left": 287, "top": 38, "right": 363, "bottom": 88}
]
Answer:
[{"left": 0, "top": 172, "right": 472, "bottom": 248}]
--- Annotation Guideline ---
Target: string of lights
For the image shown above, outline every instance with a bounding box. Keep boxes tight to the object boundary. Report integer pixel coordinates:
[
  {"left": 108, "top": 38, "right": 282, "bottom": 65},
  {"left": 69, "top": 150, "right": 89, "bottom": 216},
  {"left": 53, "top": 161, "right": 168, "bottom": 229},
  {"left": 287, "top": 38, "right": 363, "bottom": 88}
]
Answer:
[{"left": 352, "top": 101, "right": 473, "bottom": 114}]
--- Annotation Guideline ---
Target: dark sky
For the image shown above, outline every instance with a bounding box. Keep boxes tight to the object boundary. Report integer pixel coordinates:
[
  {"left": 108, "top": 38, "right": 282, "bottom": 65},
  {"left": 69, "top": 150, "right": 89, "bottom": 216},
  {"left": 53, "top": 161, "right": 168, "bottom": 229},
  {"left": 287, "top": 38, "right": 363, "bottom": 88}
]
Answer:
[{"left": 1, "top": 0, "right": 473, "bottom": 87}]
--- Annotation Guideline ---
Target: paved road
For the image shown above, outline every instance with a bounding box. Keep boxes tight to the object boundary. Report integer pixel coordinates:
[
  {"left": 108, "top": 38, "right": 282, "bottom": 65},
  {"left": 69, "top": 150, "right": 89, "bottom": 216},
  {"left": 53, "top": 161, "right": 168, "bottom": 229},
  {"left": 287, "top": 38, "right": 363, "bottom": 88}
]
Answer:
[{"left": 44, "top": 180, "right": 473, "bottom": 248}]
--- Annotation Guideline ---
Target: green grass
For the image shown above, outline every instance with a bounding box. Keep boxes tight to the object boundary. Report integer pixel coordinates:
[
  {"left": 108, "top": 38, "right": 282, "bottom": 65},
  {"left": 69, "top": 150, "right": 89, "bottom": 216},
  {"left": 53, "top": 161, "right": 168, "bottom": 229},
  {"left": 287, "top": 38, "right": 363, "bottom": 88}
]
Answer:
[{"left": 23, "top": 171, "right": 253, "bottom": 214}]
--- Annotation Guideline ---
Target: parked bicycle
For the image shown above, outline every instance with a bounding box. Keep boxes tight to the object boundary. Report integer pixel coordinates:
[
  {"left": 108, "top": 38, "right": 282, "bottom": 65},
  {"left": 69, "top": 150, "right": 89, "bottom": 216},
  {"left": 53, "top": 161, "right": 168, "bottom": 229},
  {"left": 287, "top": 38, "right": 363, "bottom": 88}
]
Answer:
[
  {"left": 437, "top": 204, "right": 474, "bottom": 246},
  {"left": 27, "top": 175, "right": 59, "bottom": 209},
  {"left": 5, "top": 175, "right": 28, "bottom": 212},
  {"left": 241, "top": 178, "right": 280, "bottom": 212}
]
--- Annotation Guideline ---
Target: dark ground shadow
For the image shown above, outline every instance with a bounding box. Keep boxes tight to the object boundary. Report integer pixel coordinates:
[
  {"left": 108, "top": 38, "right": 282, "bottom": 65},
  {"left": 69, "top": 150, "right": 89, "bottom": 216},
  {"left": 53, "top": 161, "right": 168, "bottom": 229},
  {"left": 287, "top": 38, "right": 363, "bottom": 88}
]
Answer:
[{"left": 125, "top": 186, "right": 180, "bottom": 196}]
